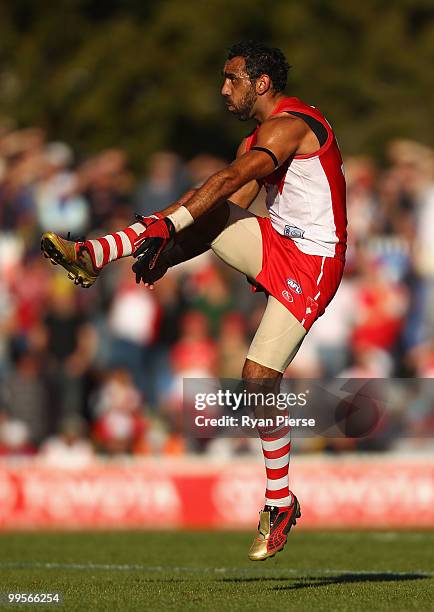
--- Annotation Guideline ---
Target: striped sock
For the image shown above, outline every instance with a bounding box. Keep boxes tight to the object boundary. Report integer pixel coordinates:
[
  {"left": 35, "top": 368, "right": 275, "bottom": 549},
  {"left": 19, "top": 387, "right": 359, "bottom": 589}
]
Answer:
[
  {"left": 259, "top": 421, "right": 293, "bottom": 508},
  {"left": 83, "top": 222, "right": 149, "bottom": 269}
]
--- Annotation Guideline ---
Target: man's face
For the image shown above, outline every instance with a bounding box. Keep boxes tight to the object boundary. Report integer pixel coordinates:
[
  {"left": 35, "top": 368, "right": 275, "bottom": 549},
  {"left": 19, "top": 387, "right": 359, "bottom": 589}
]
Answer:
[{"left": 221, "top": 57, "right": 257, "bottom": 121}]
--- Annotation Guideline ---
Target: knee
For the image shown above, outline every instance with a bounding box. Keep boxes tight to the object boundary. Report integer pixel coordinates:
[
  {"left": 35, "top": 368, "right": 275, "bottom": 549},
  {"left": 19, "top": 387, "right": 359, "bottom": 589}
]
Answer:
[
  {"left": 242, "top": 358, "right": 282, "bottom": 388},
  {"left": 242, "top": 360, "right": 258, "bottom": 381}
]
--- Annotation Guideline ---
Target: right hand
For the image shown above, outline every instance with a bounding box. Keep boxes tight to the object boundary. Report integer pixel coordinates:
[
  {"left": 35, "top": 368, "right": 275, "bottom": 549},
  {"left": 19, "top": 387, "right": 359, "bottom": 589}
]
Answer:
[{"left": 132, "top": 253, "right": 169, "bottom": 289}]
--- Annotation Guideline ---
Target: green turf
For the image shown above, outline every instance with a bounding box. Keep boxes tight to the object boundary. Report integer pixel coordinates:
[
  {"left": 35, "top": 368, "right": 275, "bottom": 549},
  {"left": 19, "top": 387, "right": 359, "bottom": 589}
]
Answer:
[{"left": 0, "top": 531, "right": 433, "bottom": 611}]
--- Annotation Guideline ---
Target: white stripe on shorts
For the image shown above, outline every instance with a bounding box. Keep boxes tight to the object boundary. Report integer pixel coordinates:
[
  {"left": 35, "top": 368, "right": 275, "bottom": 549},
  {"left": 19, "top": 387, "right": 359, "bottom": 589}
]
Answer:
[{"left": 316, "top": 256, "right": 326, "bottom": 285}]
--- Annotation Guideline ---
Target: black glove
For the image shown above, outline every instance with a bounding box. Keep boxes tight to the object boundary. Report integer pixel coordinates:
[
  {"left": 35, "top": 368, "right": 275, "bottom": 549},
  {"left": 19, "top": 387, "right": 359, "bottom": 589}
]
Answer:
[{"left": 132, "top": 255, "right": 170, "bottom": 285}]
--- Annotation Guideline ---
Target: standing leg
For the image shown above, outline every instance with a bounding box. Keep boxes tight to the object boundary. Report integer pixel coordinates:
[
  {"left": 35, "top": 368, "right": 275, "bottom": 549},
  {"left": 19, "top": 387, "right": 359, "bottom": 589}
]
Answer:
[
  {"left": 186, "top": 205, "right": 306, "bottom": 560},
  {"left": 243, "top": 297, "right": 306, "bottom": 561}
]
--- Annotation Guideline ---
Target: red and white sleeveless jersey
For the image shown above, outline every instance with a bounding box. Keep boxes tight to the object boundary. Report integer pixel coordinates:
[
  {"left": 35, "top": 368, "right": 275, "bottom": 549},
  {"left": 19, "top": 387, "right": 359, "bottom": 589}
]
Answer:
[{"left": 246, "top": 97, "right": 347, "bottom": 261}]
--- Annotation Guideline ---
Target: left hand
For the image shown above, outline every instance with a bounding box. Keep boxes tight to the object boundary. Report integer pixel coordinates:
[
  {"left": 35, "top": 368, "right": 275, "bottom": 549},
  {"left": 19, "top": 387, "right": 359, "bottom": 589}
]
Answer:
[{"left": 133, "top": 217, "right": 175, "bottom": 270}]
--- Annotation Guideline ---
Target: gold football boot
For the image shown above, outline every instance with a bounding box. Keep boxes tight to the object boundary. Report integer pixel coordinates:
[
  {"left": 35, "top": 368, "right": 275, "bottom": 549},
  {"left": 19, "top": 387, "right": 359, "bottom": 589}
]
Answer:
[
  {"left": 41, "top": 232, "right": 99, "bottom": 288},
  {"left": 248, "top": 497, "right": 301, "bottom": 561}
]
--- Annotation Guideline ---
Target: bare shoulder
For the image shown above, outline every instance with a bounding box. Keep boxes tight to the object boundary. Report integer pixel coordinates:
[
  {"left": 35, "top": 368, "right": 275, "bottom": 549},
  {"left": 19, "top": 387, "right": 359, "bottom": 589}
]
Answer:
[
  {"left": 253, "top": 114, "right": 310, "bottom": 159},
  {"left": 236, "top": 137, "right": 249, "bottom": 158},
  {"left": 257, "top": 114, "right": 309, "bottom": 139}
]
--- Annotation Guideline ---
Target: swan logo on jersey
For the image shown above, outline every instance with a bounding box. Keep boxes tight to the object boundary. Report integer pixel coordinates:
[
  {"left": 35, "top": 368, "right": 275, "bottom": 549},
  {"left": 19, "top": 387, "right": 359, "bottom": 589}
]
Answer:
[
  {"left": 281, "top": 290, "right": 294, "bottom": 303},
  {"left": 286, "top": 278, "right": 302, "bottom": 294},
  {"left": 284, "top": 225, "right": 305, "bottom": 239}
]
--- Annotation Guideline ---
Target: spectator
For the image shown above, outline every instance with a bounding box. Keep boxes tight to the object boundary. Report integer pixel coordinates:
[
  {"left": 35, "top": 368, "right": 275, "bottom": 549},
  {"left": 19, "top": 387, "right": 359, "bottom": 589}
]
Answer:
[
  {"left": 40, "top": 416, "right": 95, "bottom": 467},
  {"left": 107, "top": 258, "right": 160, "bottom": 397},
  {"left": 78, "top": 149, "right": 133, "bottom": 229},
  {"left": 0, "top": 126, "right": 433, "bottom": 456},
  {"left": 35, "top": 142, "right": 90, "bottom": 236},
  {"left": 0, "top": 417, "right": 36, "bottom": 457},
  {"left": 92, "top": 368, "right": 148, "bottom": 455},
  {"left": 135, "top": 151, "right": 190, "bottom": 215}
]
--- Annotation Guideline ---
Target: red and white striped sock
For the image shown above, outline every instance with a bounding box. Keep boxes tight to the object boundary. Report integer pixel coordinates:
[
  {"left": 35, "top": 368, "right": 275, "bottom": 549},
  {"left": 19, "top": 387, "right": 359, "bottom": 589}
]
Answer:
[
  {"left": 82, "top": 221, "right": 151, "bottom": 269},
  {"left": 259, "top": 422, "right": 293, "bottom": 508}
]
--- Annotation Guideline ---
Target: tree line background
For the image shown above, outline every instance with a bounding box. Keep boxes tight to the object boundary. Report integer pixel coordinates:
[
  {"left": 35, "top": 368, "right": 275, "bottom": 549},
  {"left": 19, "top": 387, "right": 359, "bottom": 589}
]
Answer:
[{"left": 0, "top": 0, "right": 432, "bottom": 168}]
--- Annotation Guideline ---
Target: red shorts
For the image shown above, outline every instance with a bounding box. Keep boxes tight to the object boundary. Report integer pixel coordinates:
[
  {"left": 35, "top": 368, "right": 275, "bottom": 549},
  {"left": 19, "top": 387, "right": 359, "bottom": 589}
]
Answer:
[{"left": 254, "top": 217, "right": 345, "bottom": 331}]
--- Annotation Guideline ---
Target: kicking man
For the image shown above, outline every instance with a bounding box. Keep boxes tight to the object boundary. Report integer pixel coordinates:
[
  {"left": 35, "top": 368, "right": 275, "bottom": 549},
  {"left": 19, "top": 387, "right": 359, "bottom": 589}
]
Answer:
[{"left": 42, "top": 41, "right": 347, "bottom": 560}]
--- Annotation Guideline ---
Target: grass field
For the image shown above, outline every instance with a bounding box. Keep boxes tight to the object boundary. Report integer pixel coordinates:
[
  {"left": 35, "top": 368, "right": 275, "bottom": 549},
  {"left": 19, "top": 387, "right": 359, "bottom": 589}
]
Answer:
[{"left": 0, "top": 531, "right": 433, "bottom": 611}]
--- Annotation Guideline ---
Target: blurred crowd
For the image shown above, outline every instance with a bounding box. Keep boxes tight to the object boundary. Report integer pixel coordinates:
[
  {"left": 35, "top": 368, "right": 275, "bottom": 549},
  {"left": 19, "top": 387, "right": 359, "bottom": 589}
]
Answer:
[{"left": 0, "top": 126, "right": 433, "bottom": 462}]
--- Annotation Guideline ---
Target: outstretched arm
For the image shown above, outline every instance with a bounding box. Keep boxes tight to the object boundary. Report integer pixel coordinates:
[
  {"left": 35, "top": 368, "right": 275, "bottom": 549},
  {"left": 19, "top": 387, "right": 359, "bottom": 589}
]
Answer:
[
  {"left": 172, "top": 116, "right": 308, "bottom": 225},
  {"left": 134, "top": 117, "right": 308, "bottom": 271},
  {"left": 160, "top": 188, "right": 198, "bottom": 216},
  {"left": 132, "top": 140, "right": 259, "bottom": 287},
  {"left": 160, "top": 137, "right": 261, "bottom": 217}
]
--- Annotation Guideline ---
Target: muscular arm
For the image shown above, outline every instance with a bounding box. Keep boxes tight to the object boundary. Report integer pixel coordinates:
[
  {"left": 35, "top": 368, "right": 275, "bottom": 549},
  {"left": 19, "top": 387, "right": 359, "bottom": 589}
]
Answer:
[
  {"left": 227, "top": 138, "right": 261, "bottom": 209},
  {"left": 179, "top": 116, "right": 308, "bottom": 221},
  {"left": 160, "top": 137, "right": 263, "bottom": 217},
  {"left": 161, "top": 188, "right": 198, "bottom": 216},
  {"left": 133, "top": 117, "right": 309, "bottom": 285}
]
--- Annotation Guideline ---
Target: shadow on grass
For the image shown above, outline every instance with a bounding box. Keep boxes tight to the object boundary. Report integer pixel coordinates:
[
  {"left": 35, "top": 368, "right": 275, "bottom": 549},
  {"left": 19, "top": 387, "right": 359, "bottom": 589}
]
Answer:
[{"left": 223, "top": 572, "right": 431, "bottom": 591}]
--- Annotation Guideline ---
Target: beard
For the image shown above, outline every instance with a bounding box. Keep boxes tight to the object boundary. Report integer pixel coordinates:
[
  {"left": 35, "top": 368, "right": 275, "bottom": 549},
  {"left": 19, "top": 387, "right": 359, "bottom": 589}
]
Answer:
[{"left": 226, "top": 89, "right": 257, "bottom": 121}]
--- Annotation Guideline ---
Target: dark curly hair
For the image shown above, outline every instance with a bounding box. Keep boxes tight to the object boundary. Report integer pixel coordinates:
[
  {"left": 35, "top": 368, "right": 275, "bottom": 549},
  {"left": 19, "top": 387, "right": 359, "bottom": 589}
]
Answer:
[{"left": 227, "top": 41, "right": 291, "bottom": 93}]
